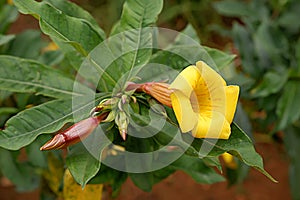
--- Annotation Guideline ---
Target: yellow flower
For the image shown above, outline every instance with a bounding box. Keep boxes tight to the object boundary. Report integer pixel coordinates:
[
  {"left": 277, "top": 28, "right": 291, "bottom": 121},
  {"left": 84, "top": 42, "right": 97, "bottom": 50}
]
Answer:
[{"left": 170, "top": 61, "right": 239, "bottom": 139}]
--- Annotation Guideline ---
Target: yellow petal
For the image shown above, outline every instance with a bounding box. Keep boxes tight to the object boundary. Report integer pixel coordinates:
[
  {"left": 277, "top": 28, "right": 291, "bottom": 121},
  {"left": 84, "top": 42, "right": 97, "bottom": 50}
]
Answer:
[
  {"left": 170, "top": 91, "right": 197, "bottom": 132},
  {"left": 194, "top": 61, "right": 227, "bottom": 115},
  {"left": 195, "top": 61, "right": 226, "bottom": 87},
  {"left": 170, "top": 65, "right": 200, "bottom": 97},
  {"left": 225, "top": 85, "right": 240, "bottom": 123},
  {"left": 192, "top": 111, "right": 231, "bottom": 139}
]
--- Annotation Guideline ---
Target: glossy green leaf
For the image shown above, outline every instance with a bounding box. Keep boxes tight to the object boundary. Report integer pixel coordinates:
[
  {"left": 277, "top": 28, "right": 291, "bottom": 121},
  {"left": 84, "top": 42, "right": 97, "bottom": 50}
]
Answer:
[
  {"left": 171, "top": 154, "right": 225, "bottom": 184},
  {"left": 13, "top": 0, "right": 105, "bottom": 55},
  {"left": 189, "top": 123, "right": 276, "bottom": 182},
  {"left": 44, "top": 0, "right": 106, "bottom": 40},
  {"left": 66, "top": 124, "right": 112, "bottom": 187},
  {"left": 0, "top": 56, "right": 93, "bottom": 99},
  {"left": 112, "top": 0, "right": 163, "bottom": 85},
  {"left": 0, "top": 95, "right": 105, "bottom": 150},
  {"left": 276, "top": 81, "right": 300, "bottom": 130}
]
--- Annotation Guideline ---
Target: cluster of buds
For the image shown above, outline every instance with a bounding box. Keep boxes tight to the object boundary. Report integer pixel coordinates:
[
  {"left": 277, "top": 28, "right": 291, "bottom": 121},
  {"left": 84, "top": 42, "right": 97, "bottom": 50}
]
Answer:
[{"left": 40, "top": 81, "right": 173, "bottom": 151}]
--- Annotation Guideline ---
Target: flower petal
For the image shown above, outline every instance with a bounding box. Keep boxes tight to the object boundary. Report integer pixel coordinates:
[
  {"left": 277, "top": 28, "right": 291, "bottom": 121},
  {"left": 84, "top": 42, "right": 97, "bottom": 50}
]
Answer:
[
  {"left": 170, "top": 91, "right": 198, "bottom": 132},
  {"left": 225, "top": 85, "right": 240, "bottom": 123},
  {"left": 194, "top": 61, "right": 227, "bottom": 114},
  {"left": 192, "top": 111, "right": 231, "bottom": 139},
  {"left": 196, "top": 61, "right": 226, "bottom": 86},
  {"left": 169, "top": 65, "right": 200, "bottom": 97}
]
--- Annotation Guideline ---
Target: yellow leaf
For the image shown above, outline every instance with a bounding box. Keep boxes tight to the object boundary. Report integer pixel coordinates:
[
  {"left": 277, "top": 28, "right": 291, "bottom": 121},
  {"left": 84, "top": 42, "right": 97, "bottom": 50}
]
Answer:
[
  {"left": 63, "top": 169, "right": 103, "bottom": 200},
  {"left": 42, "top": 153, "right": 64, "bottom": 197}
]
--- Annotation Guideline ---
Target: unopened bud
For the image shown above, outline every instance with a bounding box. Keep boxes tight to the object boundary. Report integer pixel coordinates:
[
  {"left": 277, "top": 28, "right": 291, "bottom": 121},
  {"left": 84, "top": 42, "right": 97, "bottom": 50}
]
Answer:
[{"left": 115, "top": 111, "right": 129, "bottom": 140}]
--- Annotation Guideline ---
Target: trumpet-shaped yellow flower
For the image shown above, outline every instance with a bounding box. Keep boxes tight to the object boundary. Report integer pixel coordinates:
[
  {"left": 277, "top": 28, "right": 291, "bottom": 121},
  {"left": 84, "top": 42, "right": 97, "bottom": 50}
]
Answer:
[{"left": 170, "top": 61, "right": 239, "bottom": 139}]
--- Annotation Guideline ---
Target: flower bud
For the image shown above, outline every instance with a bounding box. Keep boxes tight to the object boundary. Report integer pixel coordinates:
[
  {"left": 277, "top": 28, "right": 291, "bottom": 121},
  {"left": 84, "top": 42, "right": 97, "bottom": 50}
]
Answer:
[
  {"left": 126, "top": 82, "right": 173, "bottom": 107},
  {"left": 40, "top": 113, "right": 108, "bottom": 150},
  {"left": 115, "top": 111, "right": 129, "bottom": 140}
]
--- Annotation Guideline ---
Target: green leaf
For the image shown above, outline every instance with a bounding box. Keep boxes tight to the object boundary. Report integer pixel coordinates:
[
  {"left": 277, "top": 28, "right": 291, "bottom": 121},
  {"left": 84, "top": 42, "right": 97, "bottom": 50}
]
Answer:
[
  {"left": 13, "top": 0, "right": 105, "bottom": 55},
  {"left": 189, "top": 123, "right": 276, "bottom": 182},
  {"left": 151, "top": 24, "right": 219, "bottom": 72},
  {"left": 78, "top": 42, "right": 123, "bottom": 92},
  {"left": 26, "top": 135, "right": 49, "bottom": 168},
  {"left": 0, "top": 148, "right": 40, "bottom": 191},
  {"left": 115, "top": 0, "right": 163, "bottom": 84},
  {"left": 0, "top": 34, "right": 15, "bottom": 46},
  {"left": 204, "top": 46, "right": 236, "bottom": 70},
  {"left": 276, "top": 81, "right": 300, "bottom": 130},
  {"left": 44, "top": 0, "right": 105, "bottom": 40},
  {"left": 0, "top": 95, "right": 105, "bottom": 150},
  {"left": 5, "top": 30, "right": 46, "bottom": 59},
  {"left": 296, "top": 39, "right": 300, "bottom": 70},
  {"left": 0, "top": 56, "right": 93, "bottom": 99},
  {"left": 89, "top": 164, "right": 128, "bottom": 196},
  {"left": 66, "top": 124, "right": 112, "bottom": 187},
  {"left": 284, "top": 124, "right": 300, "bottom": 200},
  {"left": 38, "top": 50, "right": 65, "bottom": 66},
  {"left": 78, "top": 0, "right": 164, "bottom": 92},
  {"left": 253, "top": 21, "right": 288, "bottom": 69},
  {"left": 231, "top": 23, "right": 258, "bottom": 78},
  {"left": 0, "top": 107, "right": 18, "bottom": 116},
  {"left": 213, "top": 0, "right": 252, "bottom": 17},
  {"left": 128, "top": 103, "right": 198, "bottom": 157},
  {"left": 129, "top": 172, "right": 154, "bottom": 192},
  {"left": 119, "top": 0, "right": 163, "bottom": 32},
  {"left": 171, "top": 154, "right": 225, "bottom": 184},
  {"left": 250, "top": 71, "right": 288, "bottom": 98},
  {"left": 0, "top": 4, "right": 18, "bottom": 33},
  {"left": 278, "top": 1, "right": 300, "bottom": 34}
]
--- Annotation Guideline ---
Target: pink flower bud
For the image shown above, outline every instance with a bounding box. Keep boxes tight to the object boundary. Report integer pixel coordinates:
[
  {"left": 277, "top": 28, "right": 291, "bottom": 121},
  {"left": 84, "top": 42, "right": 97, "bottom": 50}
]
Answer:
[{"left": 40, "top": 113, "right": 108, "bottom": 151}]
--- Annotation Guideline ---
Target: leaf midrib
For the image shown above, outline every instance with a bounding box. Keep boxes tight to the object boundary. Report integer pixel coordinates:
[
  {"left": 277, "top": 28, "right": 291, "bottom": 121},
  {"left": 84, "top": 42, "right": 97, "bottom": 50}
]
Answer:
[{"left": 0, "top": 77, "right": 84, "bottom": 97}]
